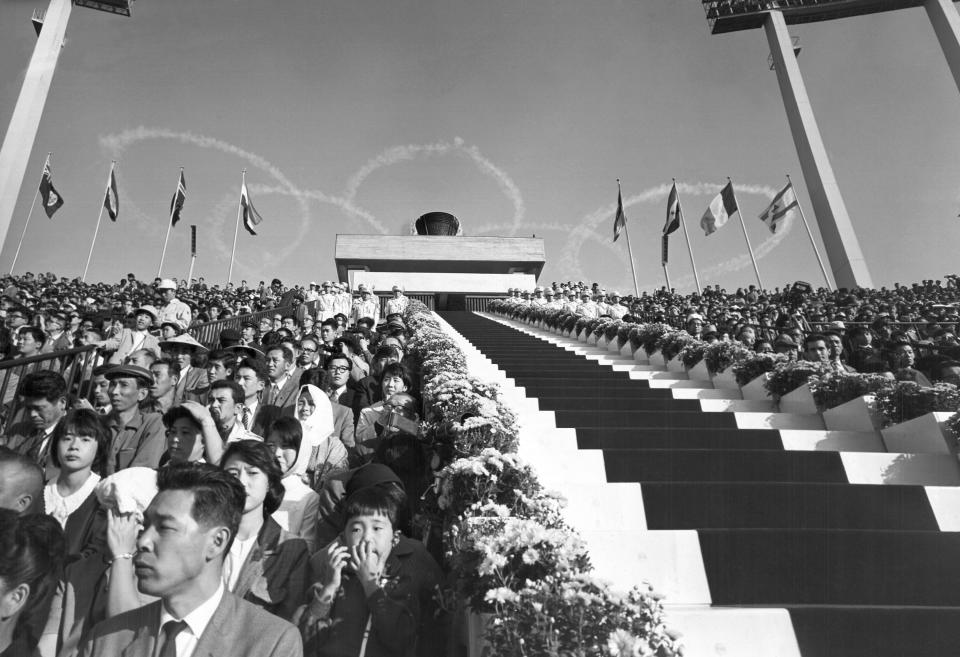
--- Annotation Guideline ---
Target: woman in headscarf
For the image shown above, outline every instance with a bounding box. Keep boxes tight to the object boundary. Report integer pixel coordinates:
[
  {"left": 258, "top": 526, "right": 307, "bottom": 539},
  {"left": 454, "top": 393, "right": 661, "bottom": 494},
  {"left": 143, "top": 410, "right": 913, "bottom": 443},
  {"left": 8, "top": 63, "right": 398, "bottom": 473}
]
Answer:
[
  {"left": 266, "top": 417, "right": 321, "bottom": 553},
  {"left": 296, "top": 384, "right": 350, "bottom": 491}
]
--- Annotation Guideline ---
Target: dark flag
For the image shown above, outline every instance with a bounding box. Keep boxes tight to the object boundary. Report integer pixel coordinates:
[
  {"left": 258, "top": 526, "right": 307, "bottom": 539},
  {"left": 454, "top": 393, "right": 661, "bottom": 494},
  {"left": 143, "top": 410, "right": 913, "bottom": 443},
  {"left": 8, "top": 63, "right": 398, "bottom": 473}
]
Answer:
[
  {"left": 663, "top": 182, "right": 681, "bottom": 235},
  {"left": 613, "top": 182, "right": 627, "bottom": 242},
  {"left": 39, "top": 160, "right": 64, "bottom": 218},
  {"left": 104, "top": 167, "right": 119, "bottom": 221},
  {"left": 240, "top": 180, "right": 263, "bottom": 236},
  {"left": 170, "top": 170, "right": 186, "bottom": 226}
]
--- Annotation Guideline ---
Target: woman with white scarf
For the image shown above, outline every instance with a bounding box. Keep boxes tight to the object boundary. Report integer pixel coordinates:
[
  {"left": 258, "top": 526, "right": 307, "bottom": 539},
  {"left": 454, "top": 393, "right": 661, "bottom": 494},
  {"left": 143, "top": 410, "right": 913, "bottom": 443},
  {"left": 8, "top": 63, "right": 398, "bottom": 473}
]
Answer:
[{"left": 294, "top": 384, "right": 350, "bottom": 490}]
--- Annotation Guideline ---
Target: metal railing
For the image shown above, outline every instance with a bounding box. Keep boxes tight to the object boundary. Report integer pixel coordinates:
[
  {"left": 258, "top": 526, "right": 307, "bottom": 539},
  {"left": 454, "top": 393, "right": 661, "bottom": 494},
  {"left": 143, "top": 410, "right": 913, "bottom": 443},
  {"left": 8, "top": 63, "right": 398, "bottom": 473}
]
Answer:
[
  {"left": 188, "top": 301, "right": 323, "bottom": 348},
  {"left": 0, "top": 345, "right": 99, "bottom": 432},
  {"left": 465, "top": 295, "right": 508, "bottom": 312}
]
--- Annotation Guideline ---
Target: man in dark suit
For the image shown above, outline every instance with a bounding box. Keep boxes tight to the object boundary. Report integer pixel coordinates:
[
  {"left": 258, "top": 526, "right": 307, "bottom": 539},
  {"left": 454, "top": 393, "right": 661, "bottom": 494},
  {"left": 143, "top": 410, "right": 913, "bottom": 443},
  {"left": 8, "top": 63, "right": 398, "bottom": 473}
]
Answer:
[
  {"left": 259, "top": 344, "right": 302, "bottom": 430},
  {"left": 78, "top": 463, "right": 302, "bottom": 657},
  {"left": 160, "top": 334, "right": 211, "bottom": 405},
  {"left": 1, "top": 370, "right": 68, "bottom": 479},
  {"left": 325, "top": 353, "right": 364, "bottom": 424}
]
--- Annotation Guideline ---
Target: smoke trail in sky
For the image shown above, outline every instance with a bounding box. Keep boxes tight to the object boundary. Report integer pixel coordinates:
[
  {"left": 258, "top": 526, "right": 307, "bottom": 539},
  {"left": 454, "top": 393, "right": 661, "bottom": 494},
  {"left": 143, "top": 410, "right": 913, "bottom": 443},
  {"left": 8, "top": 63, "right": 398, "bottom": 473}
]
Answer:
[{"left": 557, "top": 181, "right": 789, "bottom": 290}]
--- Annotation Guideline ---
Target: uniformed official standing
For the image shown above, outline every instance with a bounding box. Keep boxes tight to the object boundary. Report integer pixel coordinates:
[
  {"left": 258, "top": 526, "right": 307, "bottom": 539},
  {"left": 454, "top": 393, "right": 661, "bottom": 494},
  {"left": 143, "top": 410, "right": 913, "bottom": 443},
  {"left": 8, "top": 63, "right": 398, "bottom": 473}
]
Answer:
[{"left": 384, "top": 285, "right": 408, "bottom": 316}]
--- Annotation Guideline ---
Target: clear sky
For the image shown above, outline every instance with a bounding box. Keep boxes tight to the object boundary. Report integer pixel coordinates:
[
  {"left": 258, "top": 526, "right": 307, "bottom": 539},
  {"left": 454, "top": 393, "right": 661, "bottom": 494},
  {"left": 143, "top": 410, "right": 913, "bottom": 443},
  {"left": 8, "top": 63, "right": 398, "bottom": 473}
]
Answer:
[{"left": 0, "top": 0, "right": 957, "bottom": 294}]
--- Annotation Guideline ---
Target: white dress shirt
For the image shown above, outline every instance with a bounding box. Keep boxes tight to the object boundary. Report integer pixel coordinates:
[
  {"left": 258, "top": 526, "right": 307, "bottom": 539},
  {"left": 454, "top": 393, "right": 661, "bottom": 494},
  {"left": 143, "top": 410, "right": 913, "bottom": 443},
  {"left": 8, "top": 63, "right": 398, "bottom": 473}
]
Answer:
[{"left": 157, "top": 581, "right": 225, "bottom": 657}]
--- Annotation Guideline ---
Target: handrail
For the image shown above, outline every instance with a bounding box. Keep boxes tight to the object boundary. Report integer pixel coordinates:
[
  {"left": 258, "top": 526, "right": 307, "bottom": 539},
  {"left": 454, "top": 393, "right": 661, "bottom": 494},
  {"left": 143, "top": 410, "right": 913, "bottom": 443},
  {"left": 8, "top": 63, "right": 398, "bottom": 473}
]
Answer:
[
  {"left": 187, "top": 301, "right": 323, "bottom": 348},
  {"left": 0, "top": 345, "right": 99, "bottom": 432}
]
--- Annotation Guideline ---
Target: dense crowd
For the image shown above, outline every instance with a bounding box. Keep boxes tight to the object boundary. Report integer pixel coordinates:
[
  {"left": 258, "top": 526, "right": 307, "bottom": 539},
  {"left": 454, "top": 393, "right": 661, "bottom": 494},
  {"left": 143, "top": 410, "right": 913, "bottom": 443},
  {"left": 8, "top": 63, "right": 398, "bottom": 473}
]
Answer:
[
  {"left": 0, "top": 275, "right": 451, "bottom": 657},
  {"left": 504, "top": 277, "right": 960, "bottom": 385}
]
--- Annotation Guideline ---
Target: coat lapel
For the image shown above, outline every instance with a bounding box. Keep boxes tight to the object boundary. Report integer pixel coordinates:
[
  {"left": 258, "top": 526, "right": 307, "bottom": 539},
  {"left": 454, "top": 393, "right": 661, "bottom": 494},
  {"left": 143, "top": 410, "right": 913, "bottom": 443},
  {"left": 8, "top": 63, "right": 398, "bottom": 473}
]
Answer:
[
  {"left": 191, "top": 593, "right": 235, "bottom": 657},
  {"left": 119, "top": 602, "right": 161, "bottom": 657}
]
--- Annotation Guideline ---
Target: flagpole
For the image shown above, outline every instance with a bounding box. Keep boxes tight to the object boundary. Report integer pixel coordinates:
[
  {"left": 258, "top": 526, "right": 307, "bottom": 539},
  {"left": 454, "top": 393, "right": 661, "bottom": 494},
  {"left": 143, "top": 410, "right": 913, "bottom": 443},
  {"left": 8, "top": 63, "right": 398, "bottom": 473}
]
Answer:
[
  {"left": 228, "top": 169, "right": 245, "bottom": 285},
  {"left": 82, "top": 160, "right": 114, "bottom": 282},
  {"left": 729, "top": 177, "right": 763, "bottom": 289},
  {"left": 9, "top": 153, "right": 48, "bottom": 275},
  {"left": 186, "top": 225, "right": 197, "bottom": 288},
  {"left": 675, "top": 179, "right": 702, "bottom": 294},
  {"left": 157, "top": 167, "right": 182, "bottom": 278},
  {"left": 787, "top": 174, "right": 832, "bottom": 291},
  {"left": 662, "top": 263, "right": 671, "bottom": 290},
  {"left": 618, "top": 179, "right": 641, "bottom": 297}
]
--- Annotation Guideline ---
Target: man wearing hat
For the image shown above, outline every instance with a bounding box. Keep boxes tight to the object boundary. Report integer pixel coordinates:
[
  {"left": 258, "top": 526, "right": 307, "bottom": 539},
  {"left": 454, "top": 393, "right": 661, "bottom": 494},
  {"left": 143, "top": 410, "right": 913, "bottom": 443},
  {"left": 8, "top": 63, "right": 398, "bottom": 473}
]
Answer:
[
  {"left": 156, "top": 279, "right": 192, "bottom": 330},
  {"left": 607, "top": 293, "right": 628, "bottom": 320},
  {"left": 562, "top": 289, "right": 579, "bottom": 314},
  {"left": 531, "top": 287, "right": 547, "bottom": 307},
  {"left": 103, "top": 364, "right": 165, "bottom": 474},
  {"left": 335, "top": 282, "right": 353, "bottom": 318},
  {"left": 159, "top": 334, "right": 211, "bottom": 404},
  {"left": 305, "top": 281, "right": 321, "bottom": 303},
  {"left": 774, "top": 334, "right": 799, "bottom": 361},
  {"left": 316, "top": 282, "right": 336, "bottom": 322},
  {"left": 576, "top": 291, "right": 599, "bottom": 319},
  {"left": 97, "top": 305, "right": 162, "bottom": 365},
  {"left": 351, "top": 284, "right": 380, "bottom": 327},
  {"left": 384, "top": 285, "right": 408, "bottom": 317},
  {"left": 544, "top": 289, "right": 563, "bottom": 311}
]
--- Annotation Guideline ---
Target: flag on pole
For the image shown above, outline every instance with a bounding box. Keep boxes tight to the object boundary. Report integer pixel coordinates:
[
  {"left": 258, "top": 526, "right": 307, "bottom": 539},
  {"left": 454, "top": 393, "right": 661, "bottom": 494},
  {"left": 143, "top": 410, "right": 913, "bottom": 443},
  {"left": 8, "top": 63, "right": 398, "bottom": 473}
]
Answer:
[
  {"left": 240, "top": 180, "right": 263, "bottom": 236},
  {"left": 758, "top": 181, "right": 799, "bottom": 233},
  {"left": 39, "top": 160, "right": 64, "bottom": 218},
  {"left": 169, "top": 170, "right": 186, "bottom": 226},
  {"left": 663, "top": 182, "right": 682, "bottom": 236},
  {"left": 700, "top": 181, "right": 737, "bottom": 236},
  {"left": 104, "top": 167, "right": 119, "bottom": 221},
  {"left": 613, "top": 183, "right": 627, "bottom": 242}
]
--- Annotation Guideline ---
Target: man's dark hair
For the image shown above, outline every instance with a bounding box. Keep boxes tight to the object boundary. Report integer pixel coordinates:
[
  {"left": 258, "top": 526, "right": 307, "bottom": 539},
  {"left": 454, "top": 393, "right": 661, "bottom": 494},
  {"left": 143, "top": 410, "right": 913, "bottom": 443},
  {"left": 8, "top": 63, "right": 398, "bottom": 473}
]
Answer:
[
  {"left": 265, "top": 416, "right": 302, "bottom": 453},
  {"left": 209, "top": 379, "right": 244, "bottom": 405},
  {"left": 162, "top": 405, "right": 203, "bottom": 432},
  {"left": 152, "top": 357, "right": 181, "bottom": 380},
  {"left": 320, "top": 318, "right": 338, "bottom": 331},
  {"left": 156, "top": 463, "right": 245, "bottom": 554},
  {"left": 18, "top": 326, "right": 46, "bottom": 347},
  {"left": 220, "top": 440, "right": 284, "bottom": 516},
  {"left": 265, "top": 344, "right": 294, "bottom": 364},
  {"left": 803, "top": 333, "right": 828, "bottom": 350},
  {"left": 206, "top": 349, "right": 234, "bottom": 368},
  {"left": 19, "top": 370, "right": 67, "bottom": 402},
  {"left": 298, "top": 368, "right": 330, "bottom": 391},
  {"left": 236, "top": 357, "right": 268, "bottom": 382},
  {"left": 326, "top": 352, "right": 352, "bottom": 372},
  {"left": 378, "top": 363, "right": 413, "bottom": 393}
]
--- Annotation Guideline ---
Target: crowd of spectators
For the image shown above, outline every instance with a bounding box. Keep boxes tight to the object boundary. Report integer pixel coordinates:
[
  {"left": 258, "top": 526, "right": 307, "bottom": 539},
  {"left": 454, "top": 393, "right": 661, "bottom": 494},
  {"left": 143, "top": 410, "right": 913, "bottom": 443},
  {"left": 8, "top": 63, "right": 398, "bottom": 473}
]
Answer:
[
  {"left": 506, "top": 276, "right": 960, "bottom": 385},
  {"left": 0, "top": 273, "right": 449, "bottom": 657}
]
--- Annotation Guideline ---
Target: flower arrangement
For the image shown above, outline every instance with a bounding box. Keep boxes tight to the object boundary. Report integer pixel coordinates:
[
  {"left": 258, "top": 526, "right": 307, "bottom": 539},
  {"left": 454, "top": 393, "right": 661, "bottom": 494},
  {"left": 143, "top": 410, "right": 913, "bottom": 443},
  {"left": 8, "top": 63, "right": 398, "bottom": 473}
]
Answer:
[
  {"left": 679, "top": 339, "right": 710, "bottom": 369},
  {"left": 575, "top": 317, "right": 591, "bottom": 336},
  {"left": 703, "top": 341, "right": 754, "bottom": 375},
  {"left": 485, "top": 573, "right": 682, "bottom": 657},
  {"left": 635, "top": 323, "right": 675, "bottom": 356},
  {"left": 429, "top": 300, "right": 680, "bottom": 654},
  {"left": 659, "top": 331, "right": 696, "bottom": 361},
  {"left": 807, "top": 372, "right": 895, "bottom": 412},
  {"left": 946, "top": 411, "right": 960, "bottom": 448},
  {"left": 874, "top": 381, "right": 960, "bottom": 427},
  {"left": 730, "top": 352, "right": 788, "bottom": 387},
  {"left": 447, "top": 510, "right": 591, "bottom": 612},
  {"left": 618, "top": 324, "right": 635, "bottom": 348},
  {"left": 764, "top": 360, "right": 831, "bottom": 399}
]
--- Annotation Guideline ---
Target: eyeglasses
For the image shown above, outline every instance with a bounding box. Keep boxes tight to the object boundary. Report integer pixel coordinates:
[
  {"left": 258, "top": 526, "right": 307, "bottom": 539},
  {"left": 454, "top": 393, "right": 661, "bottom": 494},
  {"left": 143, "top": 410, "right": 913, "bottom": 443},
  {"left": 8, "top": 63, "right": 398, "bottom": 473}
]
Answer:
[
  {"left": 327, "top": 365, "right": 350, "bottom": 374},
  {"left": 301, "top": 346, "right": 317, "bottom": 353}
]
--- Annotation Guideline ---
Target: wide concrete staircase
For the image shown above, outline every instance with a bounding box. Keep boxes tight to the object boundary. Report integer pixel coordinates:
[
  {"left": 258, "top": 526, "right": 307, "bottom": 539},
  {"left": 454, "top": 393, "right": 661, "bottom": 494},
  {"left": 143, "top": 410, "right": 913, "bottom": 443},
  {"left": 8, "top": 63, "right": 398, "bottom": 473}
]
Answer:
[{"left": 439, "top": 310, "right": 960, "bottom": 657}]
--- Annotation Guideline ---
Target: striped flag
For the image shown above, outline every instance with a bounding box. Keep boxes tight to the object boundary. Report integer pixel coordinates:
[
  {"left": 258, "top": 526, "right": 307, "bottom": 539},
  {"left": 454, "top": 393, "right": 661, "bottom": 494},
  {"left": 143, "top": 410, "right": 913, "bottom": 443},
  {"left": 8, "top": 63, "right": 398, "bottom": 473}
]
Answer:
[
  {"left": 169, "top": 170, "right": 186, "bottom": 226},
  {"left": 700, "top": 181, "right": 737, "bottom": 236},
  {"left": 758, "top": 181, "right": 799, "bottom": 233},
  {"left": 613, "top": 183, "right": 627, "bottom": 242},
  {"left": 240, "top": 180, "right": 263, "bottom": 236},
  {"left": 39, "top": 159, "right": 64, "bottom": 218},
  {"left": 104, "top": 167, "right": 119, "bottom": 221}
]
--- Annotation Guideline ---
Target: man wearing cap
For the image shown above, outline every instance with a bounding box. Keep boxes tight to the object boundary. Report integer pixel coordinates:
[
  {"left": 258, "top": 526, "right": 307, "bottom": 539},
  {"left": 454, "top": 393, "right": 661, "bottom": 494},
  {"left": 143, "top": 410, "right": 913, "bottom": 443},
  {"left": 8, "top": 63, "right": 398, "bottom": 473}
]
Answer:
[
  {"left": 156, "top": 279, "right": 192, "bottom": 330},
  {"left": 576, "top": 291, "right": 599, "bottom": 319},
  {"left": 774, "top": 334, "right": 799, "bottom": 361},
  {"left": 607, "top": 293, "right": 628, "bottom": 320},
  {"left": 97, "top": 305, "right": 162, "bottom": 366},
  {"left": 531, "top": 287, "right": 547, "bottom": 307},
  {"left": 103, "top": 365, "right": 165, "bottom": 474},
  {"left": 316, "top": 282, "right": 335, "bottom": 322},
  {"left": 544, "top": 289, "right": 563, "bottom": 311},
  {"left": 160, "top": 334, "right": 211, "bottom": 404},
  {"left": 335, "top": 283, "right": 353, "bottom": 318},
  {"left": 305, "top": 282, "right": 321, "bottom": 303},
  {"left": 562, "top": 290, "right": 579, "bottom": 314},
  {"left": 384, "top": 285, "right": 408, "bottom": 316},
  {"left": 351, "top": 285, "right": 380, "bottom": 327}
]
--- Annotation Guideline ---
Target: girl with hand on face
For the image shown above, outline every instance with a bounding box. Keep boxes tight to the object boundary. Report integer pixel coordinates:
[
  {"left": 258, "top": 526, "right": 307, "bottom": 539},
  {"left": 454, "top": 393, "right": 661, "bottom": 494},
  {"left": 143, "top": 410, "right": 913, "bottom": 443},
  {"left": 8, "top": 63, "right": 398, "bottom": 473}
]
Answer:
[
  {"left": 266, "top": 417, "right": 321, "bottom": 553},
  {"left": 45, "top": 409, "right": 110, "bottom": 563},
  {"left": 295, "top": 486, "right": 445, "bottom": 657},
  {"left": 221, "top": 440, "right": 310, "bottom": 621},
  {"left": 296, "top": 384, "right": 350, "bottom": 490}
]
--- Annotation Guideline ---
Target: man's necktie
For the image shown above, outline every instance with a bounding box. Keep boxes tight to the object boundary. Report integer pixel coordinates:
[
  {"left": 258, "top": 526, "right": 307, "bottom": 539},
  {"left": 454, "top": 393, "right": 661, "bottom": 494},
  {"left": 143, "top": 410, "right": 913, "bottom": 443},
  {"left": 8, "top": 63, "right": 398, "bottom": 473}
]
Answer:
[{"left": 158, "top": 619, "right": 188, "bottom": 657}]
